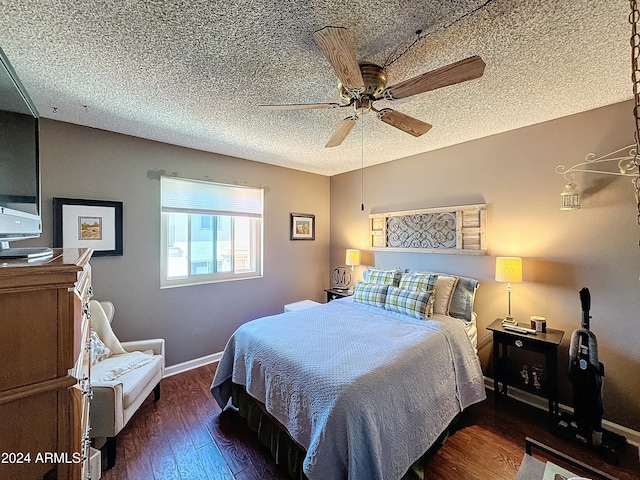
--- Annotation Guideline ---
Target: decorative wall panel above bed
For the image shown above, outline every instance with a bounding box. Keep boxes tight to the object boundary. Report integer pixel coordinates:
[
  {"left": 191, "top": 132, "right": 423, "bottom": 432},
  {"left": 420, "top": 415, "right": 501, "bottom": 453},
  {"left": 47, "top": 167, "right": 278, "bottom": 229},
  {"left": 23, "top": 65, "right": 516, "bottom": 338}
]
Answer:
[{"left": 369, "top": 204, "right": 487, "bottom": 255}]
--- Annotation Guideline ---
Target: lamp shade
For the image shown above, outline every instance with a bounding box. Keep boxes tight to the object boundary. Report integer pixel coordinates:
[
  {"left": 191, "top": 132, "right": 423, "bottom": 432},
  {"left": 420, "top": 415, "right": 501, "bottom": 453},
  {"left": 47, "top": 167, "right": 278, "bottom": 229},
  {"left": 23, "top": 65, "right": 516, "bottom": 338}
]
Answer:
[
  {"left": 345, "top": 249, "right": 361, "bottom": 267},
  {"left": 495, "top": 257, "right": 522, "bottom": 283}
]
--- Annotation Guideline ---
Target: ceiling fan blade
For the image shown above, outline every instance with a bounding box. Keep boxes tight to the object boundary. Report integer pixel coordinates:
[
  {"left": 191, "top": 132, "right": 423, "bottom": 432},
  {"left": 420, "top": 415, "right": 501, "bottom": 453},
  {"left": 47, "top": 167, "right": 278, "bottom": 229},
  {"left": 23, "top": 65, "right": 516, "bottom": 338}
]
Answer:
[
  {"left": 384, "top": 56, "right": 486, "bottom": 100},
  {"left": 325, "top": 117, "right": 357, "bottom": 147},
  {"left": 377, "top": 108, "right": 432, "bottom": 137},
  {"left": 258, "top": 103, "right": 341, "bottom": 111},
  {"left": 313, "top": 27, "right": 365, "bottom": 92}
]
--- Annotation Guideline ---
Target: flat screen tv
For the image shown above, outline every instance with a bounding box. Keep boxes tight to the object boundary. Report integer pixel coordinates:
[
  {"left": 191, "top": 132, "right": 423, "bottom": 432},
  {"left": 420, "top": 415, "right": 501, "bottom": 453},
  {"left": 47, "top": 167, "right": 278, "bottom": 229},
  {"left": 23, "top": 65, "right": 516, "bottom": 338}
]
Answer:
[{"left": 0, "top": 46, "right": 51, "bottom": 258}]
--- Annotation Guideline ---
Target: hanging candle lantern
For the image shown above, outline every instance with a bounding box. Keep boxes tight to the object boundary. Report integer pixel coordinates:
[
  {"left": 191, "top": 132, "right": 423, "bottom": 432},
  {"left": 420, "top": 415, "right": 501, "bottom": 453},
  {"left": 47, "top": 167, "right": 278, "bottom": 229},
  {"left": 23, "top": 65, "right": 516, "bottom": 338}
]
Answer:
[{"left": 560, "top": 183, "right": 581, "bottom": 211}]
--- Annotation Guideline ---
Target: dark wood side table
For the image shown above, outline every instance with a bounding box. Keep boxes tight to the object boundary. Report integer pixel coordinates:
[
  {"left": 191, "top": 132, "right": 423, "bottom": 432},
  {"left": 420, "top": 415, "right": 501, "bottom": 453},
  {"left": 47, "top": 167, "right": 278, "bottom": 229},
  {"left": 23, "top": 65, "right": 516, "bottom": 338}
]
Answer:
[
  {"left": 487, "top": 318, "right": 564, "bottom": 418},
  {"left": 324, "top": 288, "right": 353, "bottom": 302}
]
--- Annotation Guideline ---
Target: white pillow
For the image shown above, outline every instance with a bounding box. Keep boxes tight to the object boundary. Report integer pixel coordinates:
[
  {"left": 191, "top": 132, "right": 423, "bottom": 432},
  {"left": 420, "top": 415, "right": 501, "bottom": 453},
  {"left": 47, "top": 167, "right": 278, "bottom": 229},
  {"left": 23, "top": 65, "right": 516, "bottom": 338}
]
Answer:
[{"left": 433, "top": 275, "right": 459, "bottom": 315}]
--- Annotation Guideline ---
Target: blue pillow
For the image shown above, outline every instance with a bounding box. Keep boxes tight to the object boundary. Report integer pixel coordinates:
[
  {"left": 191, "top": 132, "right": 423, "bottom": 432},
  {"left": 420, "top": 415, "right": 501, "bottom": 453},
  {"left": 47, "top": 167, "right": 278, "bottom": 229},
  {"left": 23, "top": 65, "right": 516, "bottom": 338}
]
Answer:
[
  {"left": 448, "top": 276, "right": 479, "bottom": 322},
  {"left": 90, "top": 330, "right": 111, "bottom": 365}
]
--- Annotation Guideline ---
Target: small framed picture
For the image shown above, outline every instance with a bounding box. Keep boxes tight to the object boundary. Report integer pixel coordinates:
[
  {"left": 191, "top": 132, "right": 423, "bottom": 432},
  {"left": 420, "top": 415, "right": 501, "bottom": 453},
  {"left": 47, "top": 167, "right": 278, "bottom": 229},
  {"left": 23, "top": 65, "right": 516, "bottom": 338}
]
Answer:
[
  {"left": 290, "top": 213, "right": 315, "bottom": 241},
  {"left": 53, "top": 197, "right": 123, "bottom": 256}
]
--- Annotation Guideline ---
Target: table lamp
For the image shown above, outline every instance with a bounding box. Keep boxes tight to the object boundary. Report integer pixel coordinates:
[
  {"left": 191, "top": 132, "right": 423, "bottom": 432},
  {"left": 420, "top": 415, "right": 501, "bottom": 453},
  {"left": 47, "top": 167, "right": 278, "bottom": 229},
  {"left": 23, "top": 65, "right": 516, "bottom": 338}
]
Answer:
[
  {"left": 345, "top": 249, "right": 360, "bottom": 271},
  {"left": 495, "top": 256, "right": 522, "bottom": 324},
  {"left": 344, "top": 249, "right": 360, "bottom": 291}
]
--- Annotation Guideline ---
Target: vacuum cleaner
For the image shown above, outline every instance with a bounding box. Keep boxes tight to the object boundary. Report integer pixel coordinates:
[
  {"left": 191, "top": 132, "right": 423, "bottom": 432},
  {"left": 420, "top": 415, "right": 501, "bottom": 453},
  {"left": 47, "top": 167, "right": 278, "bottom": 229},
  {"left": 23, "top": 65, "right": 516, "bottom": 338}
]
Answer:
[{"left": 553, "top": 287, "right": 626, "bottom": 464}]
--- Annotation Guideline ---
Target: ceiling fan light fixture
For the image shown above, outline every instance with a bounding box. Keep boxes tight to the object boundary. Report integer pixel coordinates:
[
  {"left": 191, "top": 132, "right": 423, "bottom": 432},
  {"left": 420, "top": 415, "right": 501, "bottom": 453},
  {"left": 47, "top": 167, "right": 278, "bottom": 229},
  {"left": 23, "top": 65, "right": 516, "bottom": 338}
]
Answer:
[
  {"left": 354, "top": 97, "right": 372, "bottom": 114},
  {"left": 340, "top": 63, "right": 388, "bottom": 102}
]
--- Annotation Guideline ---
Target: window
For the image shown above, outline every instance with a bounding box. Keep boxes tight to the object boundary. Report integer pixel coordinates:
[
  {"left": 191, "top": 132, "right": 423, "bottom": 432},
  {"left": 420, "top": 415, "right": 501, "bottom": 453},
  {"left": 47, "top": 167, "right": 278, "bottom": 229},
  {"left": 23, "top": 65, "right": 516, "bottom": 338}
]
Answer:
[{"left": 160, "top": 176, "right": 263, "bottom": 288}]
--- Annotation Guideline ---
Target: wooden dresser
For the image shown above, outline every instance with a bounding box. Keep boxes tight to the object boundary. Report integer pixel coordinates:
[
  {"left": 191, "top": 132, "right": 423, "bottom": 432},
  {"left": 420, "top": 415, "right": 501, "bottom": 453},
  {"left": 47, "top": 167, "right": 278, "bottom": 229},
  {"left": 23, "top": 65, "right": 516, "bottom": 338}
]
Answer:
[{"left": 0, "top": 248, "right": 94, "bottom": 480}]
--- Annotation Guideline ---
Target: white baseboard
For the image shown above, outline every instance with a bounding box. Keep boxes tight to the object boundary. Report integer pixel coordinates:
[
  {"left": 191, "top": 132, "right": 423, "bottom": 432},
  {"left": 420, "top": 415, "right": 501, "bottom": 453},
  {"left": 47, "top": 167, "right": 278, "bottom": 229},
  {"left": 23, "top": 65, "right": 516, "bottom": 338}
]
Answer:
[
  {"left": 163, "top": 351, "right": 222, "bottom": 378},
  {"left": 483, "top": 377, "right": 640, "bottom": 459}
]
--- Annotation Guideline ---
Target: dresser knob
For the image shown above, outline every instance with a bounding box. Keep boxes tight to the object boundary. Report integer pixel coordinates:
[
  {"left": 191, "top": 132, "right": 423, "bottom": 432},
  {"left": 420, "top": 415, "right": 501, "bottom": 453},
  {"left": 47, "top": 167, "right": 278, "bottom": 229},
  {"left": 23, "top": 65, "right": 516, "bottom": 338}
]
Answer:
[{"left": 515, "top": 339, "right": 523, "bottom": 348}]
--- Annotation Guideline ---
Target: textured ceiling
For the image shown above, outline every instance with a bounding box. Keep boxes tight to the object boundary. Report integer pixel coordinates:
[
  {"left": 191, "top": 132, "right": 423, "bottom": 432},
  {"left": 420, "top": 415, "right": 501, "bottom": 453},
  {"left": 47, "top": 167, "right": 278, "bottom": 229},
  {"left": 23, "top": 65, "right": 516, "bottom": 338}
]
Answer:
[{"left": 0, "top": 0, "right": 632, "bottom": 176}]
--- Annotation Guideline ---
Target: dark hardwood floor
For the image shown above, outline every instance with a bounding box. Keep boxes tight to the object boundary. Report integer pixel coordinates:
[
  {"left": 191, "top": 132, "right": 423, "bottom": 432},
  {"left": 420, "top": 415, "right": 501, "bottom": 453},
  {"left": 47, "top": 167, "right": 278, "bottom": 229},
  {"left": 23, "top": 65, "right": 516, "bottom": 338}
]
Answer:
[{"left": 100, "top": 363, "right": 638, "bottom": 480}]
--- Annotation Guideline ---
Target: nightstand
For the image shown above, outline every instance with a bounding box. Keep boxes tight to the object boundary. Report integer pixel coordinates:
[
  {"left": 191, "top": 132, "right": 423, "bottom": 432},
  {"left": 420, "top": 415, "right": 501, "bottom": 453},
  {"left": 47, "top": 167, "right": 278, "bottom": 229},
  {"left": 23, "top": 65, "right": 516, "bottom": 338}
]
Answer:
[
  {"left": 487, "top": 318, "right": 564, "bottom": 417},
  {"left": 324, "top": 288, "right": 353, "bottom": 302}
]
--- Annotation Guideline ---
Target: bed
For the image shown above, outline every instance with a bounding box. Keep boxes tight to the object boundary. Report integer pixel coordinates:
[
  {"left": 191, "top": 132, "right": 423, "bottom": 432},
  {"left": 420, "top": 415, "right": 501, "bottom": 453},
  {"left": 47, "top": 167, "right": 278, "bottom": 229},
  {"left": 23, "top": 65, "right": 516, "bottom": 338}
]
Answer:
[{"left": 211, "top": 269, "right": 486, "bottom": 480}]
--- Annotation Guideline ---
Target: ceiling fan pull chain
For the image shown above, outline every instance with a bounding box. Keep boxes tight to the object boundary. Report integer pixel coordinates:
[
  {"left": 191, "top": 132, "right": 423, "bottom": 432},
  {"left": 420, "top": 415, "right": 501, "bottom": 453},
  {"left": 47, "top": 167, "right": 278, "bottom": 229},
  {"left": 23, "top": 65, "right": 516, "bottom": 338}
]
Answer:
[{"left": 361, "top": 107, "right": 365, "bottom": 211}]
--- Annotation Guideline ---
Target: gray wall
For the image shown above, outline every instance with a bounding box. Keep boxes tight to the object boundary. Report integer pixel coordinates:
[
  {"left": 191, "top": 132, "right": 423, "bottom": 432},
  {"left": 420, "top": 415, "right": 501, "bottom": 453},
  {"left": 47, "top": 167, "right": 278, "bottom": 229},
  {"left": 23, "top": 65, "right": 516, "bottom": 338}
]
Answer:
[
  {"left": 29, "top": 119, "right": 330, "bottom": 367},
  {"left": 330, "top": 100, "right": 640, "bottom": 431},
  {"left": 21, "top": 102, "right": 640, "bottom": 431}
]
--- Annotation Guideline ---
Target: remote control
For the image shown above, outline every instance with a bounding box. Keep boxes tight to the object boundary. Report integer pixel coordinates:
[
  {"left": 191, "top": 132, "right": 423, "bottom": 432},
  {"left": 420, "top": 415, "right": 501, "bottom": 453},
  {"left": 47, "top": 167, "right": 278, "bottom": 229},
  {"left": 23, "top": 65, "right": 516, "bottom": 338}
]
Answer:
[{"left": 503, "top": 325, "right": 537, "bottom": 335}]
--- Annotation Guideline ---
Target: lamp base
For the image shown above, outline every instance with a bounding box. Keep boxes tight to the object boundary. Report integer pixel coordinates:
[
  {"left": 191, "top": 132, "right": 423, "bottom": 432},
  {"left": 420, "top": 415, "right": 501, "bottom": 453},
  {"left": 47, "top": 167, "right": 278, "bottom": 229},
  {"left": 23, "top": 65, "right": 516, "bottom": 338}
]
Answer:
[{"left": 502, "top": 316, "right": 517, "bottom": 326}]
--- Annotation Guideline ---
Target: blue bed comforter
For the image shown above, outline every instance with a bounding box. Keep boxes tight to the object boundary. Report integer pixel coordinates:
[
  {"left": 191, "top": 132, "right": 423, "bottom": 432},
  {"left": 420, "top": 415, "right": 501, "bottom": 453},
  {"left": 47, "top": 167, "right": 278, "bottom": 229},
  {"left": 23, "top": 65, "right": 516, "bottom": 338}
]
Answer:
[{"left": 211, "top": 298, "right": 486, "bottom": 480}]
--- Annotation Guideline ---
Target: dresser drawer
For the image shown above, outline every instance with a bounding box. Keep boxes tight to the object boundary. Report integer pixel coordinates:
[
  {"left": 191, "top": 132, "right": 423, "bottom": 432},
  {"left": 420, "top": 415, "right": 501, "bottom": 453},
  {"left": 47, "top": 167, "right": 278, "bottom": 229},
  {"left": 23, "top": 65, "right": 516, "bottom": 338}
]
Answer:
[
  {"left": 70, "top": 383, "right": 92, "bottom": 480},
  {"left": 75, "top": 263, "right": 92, "bottom": 301},
  {"left": 71, "top": 266, "right": 93, "bottom": 370},
  {"left": 70, "top": 316, "right": 91, "bottom": 380},
  {"left": 0, "top": 384, "right": 69, "bottom": 480},
  {"left": 500, "top": 332, "right": 558, "bottom": 355},
  {"left": 0, "top": 289, "right": 60, "bottom": 392}
]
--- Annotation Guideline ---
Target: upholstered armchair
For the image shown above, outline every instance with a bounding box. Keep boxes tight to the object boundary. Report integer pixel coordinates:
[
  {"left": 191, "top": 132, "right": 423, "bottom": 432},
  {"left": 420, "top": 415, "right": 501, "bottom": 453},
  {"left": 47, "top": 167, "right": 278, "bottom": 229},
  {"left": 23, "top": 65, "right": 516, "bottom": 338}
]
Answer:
[{"left": 89, "top": 300, "right": 165, "bottom": 469}]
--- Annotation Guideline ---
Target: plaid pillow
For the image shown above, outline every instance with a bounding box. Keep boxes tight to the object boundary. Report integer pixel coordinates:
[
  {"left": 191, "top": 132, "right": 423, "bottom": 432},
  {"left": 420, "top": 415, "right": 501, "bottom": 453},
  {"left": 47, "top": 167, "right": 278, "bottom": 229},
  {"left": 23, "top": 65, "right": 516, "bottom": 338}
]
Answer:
[
  {"left": 399, "top": 272, "right": 437, "bottom": 292},
  {"left": 353, "top": 281, "right": 389, "bottom": 308},
  {"left": 363, "top": 268, "right": 401, "bottom": 286},
  {"left": 407, "top": 270, "right": 479, "bottom": 321},
  {"left": 384, "top": 286, "right": 433, "bottom": 320}
]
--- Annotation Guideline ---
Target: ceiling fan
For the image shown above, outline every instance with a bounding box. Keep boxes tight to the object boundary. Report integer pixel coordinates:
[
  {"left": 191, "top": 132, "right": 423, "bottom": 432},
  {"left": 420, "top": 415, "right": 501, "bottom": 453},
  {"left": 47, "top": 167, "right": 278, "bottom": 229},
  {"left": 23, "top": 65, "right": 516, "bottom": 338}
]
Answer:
[{"left": 258, "top": 26, "right": 486, "bottom": 147}]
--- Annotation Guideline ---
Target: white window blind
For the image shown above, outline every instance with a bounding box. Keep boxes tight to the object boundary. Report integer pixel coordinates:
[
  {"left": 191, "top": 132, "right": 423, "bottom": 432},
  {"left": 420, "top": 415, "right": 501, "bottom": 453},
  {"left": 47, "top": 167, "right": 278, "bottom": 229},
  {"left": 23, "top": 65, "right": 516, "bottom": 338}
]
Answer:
[
  {"left": 160, "top": 176, "right": 263, "bottom": 288},
  {"left": 161, "top": 176, "right": 263, "bottom": 217}
]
